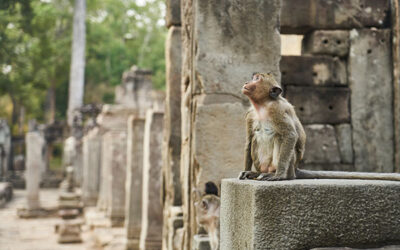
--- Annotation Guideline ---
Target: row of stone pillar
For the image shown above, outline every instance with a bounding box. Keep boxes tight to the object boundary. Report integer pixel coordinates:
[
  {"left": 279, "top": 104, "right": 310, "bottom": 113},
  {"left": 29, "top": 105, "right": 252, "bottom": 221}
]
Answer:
[{"left": 81, "top": 72, "right": 166, "bottom": 249}]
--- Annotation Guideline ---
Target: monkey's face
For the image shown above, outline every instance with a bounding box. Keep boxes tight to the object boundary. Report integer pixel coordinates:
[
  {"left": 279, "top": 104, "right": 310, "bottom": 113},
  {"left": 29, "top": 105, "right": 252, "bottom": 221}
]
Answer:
[
  {"left": 195, "top": 195, "right": 220, "bottom": 227},
  {"left": 242, "top": 73, "right": 282, "bottom": 102}
]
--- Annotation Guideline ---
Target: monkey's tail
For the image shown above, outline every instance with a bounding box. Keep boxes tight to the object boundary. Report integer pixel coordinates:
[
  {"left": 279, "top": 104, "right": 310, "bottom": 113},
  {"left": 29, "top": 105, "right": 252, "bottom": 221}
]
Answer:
[{"left": 295, "top": 169, "right": 400, "bottom": 181}]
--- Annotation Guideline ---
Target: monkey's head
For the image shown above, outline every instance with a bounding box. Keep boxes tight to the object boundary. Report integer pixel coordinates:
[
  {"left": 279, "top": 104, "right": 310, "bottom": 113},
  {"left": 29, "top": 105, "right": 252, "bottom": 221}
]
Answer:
[
  {"left": 194, "top": 182, "right": 220, "bottom": 230},
  {"left": 242, "top": 73, "right": 282, "bottom": 103}
]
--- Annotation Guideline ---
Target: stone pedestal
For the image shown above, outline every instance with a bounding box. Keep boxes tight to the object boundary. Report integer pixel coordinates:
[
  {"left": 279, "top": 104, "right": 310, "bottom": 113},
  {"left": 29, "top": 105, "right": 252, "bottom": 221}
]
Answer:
[
  {"left": 125, "top": 116, "right": 146, "bottom": 250},
  {"left": 221, "top": 179, "right": 400, "bottom": 250},
  {"left": 25, "top": 131, "right": 45, "bottom": 210},
  {"left": 82, "top": 127, "right": 102, "bottom": 206},
  {"left": 139, "top": 110, "right": 164, "bottom": 250}
]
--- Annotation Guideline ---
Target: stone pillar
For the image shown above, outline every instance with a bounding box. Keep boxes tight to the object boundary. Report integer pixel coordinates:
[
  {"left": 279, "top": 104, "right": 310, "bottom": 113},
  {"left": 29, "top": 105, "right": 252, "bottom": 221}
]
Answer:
[
  {"left": 82, "top": 127, "right": 102, "bottom": 206},
  {"left": 25, "top": 131, "right": 45, "bottom": 210},
  {"left": 125, "top": 116, "right": 146, "bottom": 250},
  {"left": 163, "top": 23, "right": 183, "bottom": 249},
  {"left": 104, "top": 130, "right": 127, "bottom": 226},
  {"left": 348, "top": 29, "right": 394, "bottom": 172},
  {"left": 96, "top": 105, "right": 137, "bottom": 213},
  {"left": 139, "top": 110, "right": 164, "bottom": 250},
  {"left": 0, "top": 119, "right": 11, "bottom": 178},
  {"left": 180, "top": 0, "right": 281, "bottom": 248}
]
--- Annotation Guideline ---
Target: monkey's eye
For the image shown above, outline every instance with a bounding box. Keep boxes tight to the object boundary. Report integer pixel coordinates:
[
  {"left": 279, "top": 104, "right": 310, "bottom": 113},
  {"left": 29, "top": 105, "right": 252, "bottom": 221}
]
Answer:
[
  {"left": 253, "top": 75, "right": 259, "bottom": 81},
  {"left": 201, "top": 200, "right": 208, "bottom": 210}
]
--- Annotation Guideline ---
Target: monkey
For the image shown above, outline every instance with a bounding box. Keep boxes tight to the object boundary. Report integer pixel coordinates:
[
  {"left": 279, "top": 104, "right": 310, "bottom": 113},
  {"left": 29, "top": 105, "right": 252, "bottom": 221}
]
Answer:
[
  {"left": 194, "top": 182, "right": 220, "bottom": 250},
  {"left": 238, "top": 72, "right": 400, "bottom": 181}
]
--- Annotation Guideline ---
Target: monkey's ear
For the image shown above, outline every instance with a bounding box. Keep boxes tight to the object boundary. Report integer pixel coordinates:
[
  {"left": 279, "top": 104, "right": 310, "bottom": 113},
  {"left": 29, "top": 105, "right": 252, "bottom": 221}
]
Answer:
[
  {"left": 269, "top": 86, "right": 282, "bottom": 98},
  {"left": 205, "top": 181, "right": 218, "bottom": 196}
]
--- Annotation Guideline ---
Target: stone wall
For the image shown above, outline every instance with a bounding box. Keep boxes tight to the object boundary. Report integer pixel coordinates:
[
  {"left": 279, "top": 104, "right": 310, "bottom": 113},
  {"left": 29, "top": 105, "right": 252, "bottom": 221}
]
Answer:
[{"left": 281, "top": 0, "right": 395, "bottom": 173}]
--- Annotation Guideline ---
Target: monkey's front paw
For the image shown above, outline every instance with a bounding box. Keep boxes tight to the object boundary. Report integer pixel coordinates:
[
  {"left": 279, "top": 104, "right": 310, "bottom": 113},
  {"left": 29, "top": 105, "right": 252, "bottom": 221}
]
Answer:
[
  {"left": 238, "top": 171, "right": 259, "bottom": 180},
  {"left": 256, "top": 173, "right": 274, "bottom": 181}
]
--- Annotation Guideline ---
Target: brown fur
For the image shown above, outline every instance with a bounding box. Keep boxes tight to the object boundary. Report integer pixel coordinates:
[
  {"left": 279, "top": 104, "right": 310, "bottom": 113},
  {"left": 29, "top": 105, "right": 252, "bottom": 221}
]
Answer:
[
  {"left": 194, "top": 184, "right": 220, "bottom": 250},
  {"left": 239, "top": 73, "right": 400, "bottom": 182}
]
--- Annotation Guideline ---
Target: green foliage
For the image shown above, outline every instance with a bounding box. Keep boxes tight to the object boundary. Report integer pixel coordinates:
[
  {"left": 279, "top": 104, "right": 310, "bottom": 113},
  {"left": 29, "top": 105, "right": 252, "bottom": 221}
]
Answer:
[{"left": 0, "top": 0, "right": 166, "bottom": 131}]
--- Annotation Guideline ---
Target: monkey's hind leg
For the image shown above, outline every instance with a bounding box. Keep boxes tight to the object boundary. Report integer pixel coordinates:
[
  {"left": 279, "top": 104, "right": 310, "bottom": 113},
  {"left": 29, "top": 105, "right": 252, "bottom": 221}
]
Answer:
[{"left": 238, "top": 171, "right": 260, "bottom": 180}]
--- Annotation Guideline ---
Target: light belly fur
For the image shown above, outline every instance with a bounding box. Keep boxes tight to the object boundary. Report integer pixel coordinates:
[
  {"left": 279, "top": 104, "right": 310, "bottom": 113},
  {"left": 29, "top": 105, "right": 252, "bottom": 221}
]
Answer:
[{"left": 254, "top": 121, "right": 278, "bottom": 171}]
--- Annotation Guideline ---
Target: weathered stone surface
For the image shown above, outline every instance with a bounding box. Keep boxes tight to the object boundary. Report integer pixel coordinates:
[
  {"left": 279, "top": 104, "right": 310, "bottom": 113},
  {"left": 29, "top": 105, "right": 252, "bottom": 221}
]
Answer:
[
  {"left": 221, "top": 179, "right": 400, "bottom": 250},
  {"left": 302, "top": 30, "right": 350, "bottom": 57},
  {"left": 166, "top": 0, "right": 180, "bottom": 27},
  {"left": 299, "top": 163, "right": 354, "bottom": 172},
  {"left": 25, "top": 131, "right": 45, "bottom": 210},
  {"left": 103, "top": 130, "right": 127, "bottom": 226},
  {"left": 192, "top": 101, "right": 247, "bottom": 189},
  {"left": 303, "top": 125, "right": 340, "bottom": 164},
  {"left": 96, "top": 105, "right": 138, "bottom": 132},
  {"left": 285, "top": 86, "right": 350, "bottom": 124},
  {"left": 348, "top": 29, "right": 394, "bottom": 172},
  {"left": 163, "top": 25, "right": 183, "bottom": 250},
  {"left": 191, "top": 0, "right": 281, "bottom": 99},
  {"left": 82, "top": 127, "right": 102, "bottom": 206},
  {"left": 281, "top": 0, "right": 390, "bottom": 34},
  {"left": 335, "top": 124, "right": 353, "bottom": 164},
  {"left": 115, "top": 66, "right": 153, "bottom": 112},
  {"left": 181, "top": 0, "right": 281, "bottom": 248},
  {"left": 125, "top": 116, "right": 145, "bottom": 249},
  {"left": 96, "top": 105, "right": 136, "bottom": 212},
  {"left": 281, "top": 56, "right": 347, "bottom": 86},
  {"left": 139, "top": 110, "right": 164, "bottom": 250},
  {"left": 164, "top": 25, "right": 182, "bottom": 207}
]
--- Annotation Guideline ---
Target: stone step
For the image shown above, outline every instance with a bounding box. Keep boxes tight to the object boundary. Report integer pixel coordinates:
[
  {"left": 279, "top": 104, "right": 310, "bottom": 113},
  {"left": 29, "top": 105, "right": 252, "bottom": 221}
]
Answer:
[{"left": 221, "top": 179, "right": 400, "bottom": 250}]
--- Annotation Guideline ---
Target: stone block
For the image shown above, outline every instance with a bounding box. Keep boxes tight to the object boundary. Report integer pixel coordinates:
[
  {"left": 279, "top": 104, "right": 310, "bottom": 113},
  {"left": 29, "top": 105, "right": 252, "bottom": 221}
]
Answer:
[
  {"left": 281, "top": 0, "right": 390, "bottom": 34},
  {"left": 164, "top": 26, "right": 182, "bottom": 207},
  {"left": 25, "top": 131, "right": 45, "bottom": 210},
  {"left": 221, "top": 179, "right": 400, "bottom": 250},
  {"left": 82, "top": 127, "right": 102, "bottom": 206},
  {"left": 125, "top": 116, "right": 145, "bottom": 249},
  {"left": 303, "top": 125, "right": 340, "bottom": 164},
  {"left": 166, "top": 0, "right": 181, "bottom": 27},
  {"left": 334, "top": 124, "right": 353, "bottom": 164},
  {"left": 115, "top": 66, "right": 153, "bottom": 113},
  {"left": 302, "top": 30, "right": 350, "bottom": 57},
  {"left": 192, "top": 101, "right": 247, "bottom": 189},
  {"left": 139, "top": 110, "right": 164, "bottom": 250},
  {"left": 281, "top": 56, "right": 347, "bottom": 86},
  {"left": 96, "top": 105, "right": 138, "bottom": 132},
  {"left": 349, "top": 29, "right": 394, "bottom": 172},
  {"left": 285, "top": 86, "right": 350, "bottom": 124},
  {"left": 190, "top": 0, "right": 281, "bottom": 99}
]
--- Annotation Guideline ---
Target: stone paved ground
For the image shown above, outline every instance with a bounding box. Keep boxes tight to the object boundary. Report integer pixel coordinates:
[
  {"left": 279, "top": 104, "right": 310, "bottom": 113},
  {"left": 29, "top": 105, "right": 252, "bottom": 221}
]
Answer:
[{"left": 0, "top": 189, "right": 98, "bottom": 250}]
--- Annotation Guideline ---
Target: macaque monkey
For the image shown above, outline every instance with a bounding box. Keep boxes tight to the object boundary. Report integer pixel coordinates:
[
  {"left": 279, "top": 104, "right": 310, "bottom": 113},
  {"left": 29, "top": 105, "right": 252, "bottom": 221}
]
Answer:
[
  {"left": 239, "top": 72, "right": 400, "bottom": 181},
  {"left": 194, "top": 182, "right": 220, "bottom": 250}
]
